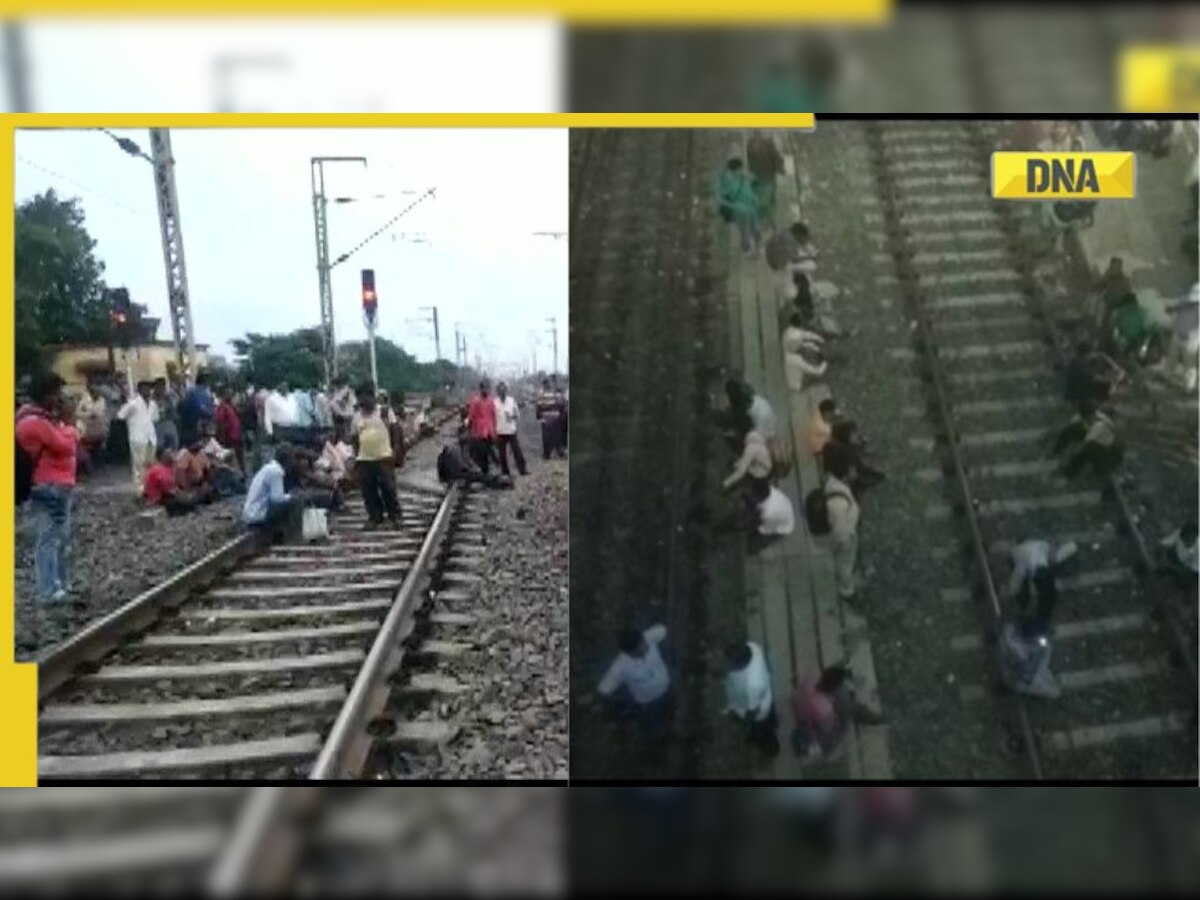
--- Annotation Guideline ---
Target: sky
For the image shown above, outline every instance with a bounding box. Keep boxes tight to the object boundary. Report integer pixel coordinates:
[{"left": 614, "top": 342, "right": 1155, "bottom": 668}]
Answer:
[{"left": 15, "top": 127, "right": 569, "bottom": 377}]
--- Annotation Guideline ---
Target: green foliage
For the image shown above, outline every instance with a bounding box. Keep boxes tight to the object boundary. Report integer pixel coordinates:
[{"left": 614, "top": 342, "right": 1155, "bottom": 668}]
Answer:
[
  {"left": 231, "top": 328, "right": 471, "bottom": 395},
  {"left": 230, "top": 327, "right": 325, "bottom": 389},
  {"left": 14, "top": 189, "right": 150, "bottom": 380}
]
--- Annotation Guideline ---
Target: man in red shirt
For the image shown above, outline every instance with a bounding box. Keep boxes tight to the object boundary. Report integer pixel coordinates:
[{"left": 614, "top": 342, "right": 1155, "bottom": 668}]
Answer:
[
  {"left": 144, "top": 446, "right": 196, "bottom": 516},
  {"left": 466, "top": 380, "right": 498, "bottom": 475},
  {"left": 16, "top": 373, "right": 79, "bottom": 603},
  {"left": 214, "top": 386, "right": 245, "bottom": 474}
]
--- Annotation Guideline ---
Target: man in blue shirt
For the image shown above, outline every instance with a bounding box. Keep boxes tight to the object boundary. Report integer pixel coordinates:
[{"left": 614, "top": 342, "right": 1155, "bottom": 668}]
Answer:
[
  {"left": 242, "top": 445, "right": 301, "bottom": 534},
  {"left": 180, "top": 371, "right": 216, "bottom": 446}
]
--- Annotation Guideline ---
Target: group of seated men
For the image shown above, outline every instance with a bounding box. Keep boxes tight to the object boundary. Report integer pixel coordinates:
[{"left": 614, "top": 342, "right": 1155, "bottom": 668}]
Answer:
[{"left": 142, "top": 423, "right": 248, "bottom": 516}]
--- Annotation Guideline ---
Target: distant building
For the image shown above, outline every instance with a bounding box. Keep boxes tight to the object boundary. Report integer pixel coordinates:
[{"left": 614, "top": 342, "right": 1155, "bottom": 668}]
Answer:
[{"left": 48, "top": 341, "right": 211, "bottom": 394}]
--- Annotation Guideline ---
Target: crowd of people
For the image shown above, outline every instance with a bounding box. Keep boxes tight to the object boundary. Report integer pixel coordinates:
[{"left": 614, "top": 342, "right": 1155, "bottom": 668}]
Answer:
[
  {"left": 437, "top": 376, "right": 568, "bottom": 489},
  {"left": 15, "top": 367, "right": 435, "bottom": 605},
  {"left": 595, "top": 125, "right": 1198, "bottom": 768}
]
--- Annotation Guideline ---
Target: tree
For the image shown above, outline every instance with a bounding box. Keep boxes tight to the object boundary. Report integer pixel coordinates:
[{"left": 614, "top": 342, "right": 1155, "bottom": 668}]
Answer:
[
  {"left": 230, "top": 327, "right": 473, "bottom": 396},
  {"left": 14, "top": 190, "right": 111, "bottom": 378},
  {"left": 230, "top": 328, "right": 325, "bottom": 389}
]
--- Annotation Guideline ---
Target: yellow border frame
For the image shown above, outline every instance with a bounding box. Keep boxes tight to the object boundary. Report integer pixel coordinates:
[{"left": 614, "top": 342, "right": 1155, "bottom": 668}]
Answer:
[
  {"left": 2, "top": 111, "right": 812, "bottom": 786},
  {"left": 0, "top": 1, "right": 890, "bottom": 23}
]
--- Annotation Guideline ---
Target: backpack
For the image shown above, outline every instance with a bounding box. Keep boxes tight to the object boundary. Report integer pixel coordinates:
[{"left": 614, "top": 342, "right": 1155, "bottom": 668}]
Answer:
[
  {"left": 805, "top": 484, "right": 853, "bottom": 537},
  {"left": 15, "top": 409, "right": 47, "bottom": 505}
]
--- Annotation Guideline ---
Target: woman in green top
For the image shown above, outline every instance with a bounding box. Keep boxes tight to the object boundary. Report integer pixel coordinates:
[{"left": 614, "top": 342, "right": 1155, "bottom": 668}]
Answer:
[{"left": 717, "top": 158, "right": 761, "bottom": 254}]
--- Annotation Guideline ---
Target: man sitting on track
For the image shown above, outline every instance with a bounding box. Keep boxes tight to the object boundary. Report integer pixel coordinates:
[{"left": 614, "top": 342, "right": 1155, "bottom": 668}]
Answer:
[
  {"left": 242, "top": 444, "right": 303, "bottom": 536},
  {"left": 143, "top": 446, "right": 200, "bottom": 517}
]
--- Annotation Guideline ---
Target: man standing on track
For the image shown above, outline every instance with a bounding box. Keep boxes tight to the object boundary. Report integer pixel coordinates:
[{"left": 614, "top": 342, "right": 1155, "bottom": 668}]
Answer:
[
  {"left": 467, "top": 380, "right": 498, "bottom": 475},
  {"left": 117, "top": 380, "right": 159, "bottom": 493},
  {"left": 17, "top": 373, "right": 80, "bottom": 604},
  {"left": 723, "top": 640, "right": 780, "bottom": 758},
  {"left": 493, "top": 381, "right": 528, "bottom": 477},
  {"left": 351, "top": 386, "right": 402, "bottom": 531},
  {"left": 535, "top": 377, "right": 567, "bottom": 460}
]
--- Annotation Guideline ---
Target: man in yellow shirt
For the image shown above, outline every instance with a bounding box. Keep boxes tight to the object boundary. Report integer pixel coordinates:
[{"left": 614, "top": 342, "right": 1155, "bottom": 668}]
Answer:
[{"left": 351, "top": 388, "right": 400, "bottom": 529}]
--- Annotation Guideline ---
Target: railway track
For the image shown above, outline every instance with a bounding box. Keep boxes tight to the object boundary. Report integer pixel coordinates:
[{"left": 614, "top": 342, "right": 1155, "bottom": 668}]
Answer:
[
  {"left": 0, "top": 786, "right": 561, "bottom": 894},
  {"left": 862, "top": 120, "right": 1197, "bottom": 779},
  {"left": 33, "top": 415, "right": 485, "bottom": 780}
]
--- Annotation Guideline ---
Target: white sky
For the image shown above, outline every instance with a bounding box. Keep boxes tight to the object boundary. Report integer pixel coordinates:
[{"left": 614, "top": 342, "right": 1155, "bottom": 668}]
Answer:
[{"left": 15, "top": 127, "right": 569, "bottom": 375}]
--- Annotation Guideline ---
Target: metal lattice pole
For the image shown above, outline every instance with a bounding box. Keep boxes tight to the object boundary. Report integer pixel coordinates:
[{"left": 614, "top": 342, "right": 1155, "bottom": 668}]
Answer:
[
  {"left": 311, "top": 162, "right": 335, "bottom": 388},
  {"left": 149, "top": 129, "right": 196, "bottom": 384},
  {"left": 311, "top": 156, "right": 367, "bottom": 389}
]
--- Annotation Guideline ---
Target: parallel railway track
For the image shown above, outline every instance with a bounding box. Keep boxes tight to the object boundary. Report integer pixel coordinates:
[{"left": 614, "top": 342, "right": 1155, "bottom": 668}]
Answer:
[
  {"left": 34, "top": 415, "right": 484, "bottom": 781},
  {"left": 862, "top": 120, "right": 1197, "bottom": 779},
  {"left": 0, "top": 786, "right": 561, "bottom": 894}
]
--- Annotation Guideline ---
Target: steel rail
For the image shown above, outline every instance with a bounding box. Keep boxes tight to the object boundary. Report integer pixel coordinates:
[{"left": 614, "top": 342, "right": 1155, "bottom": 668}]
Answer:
[
  {"left": 36, "top": 531, "right": 263, "bottom": 699},
  {"left": 308, "top": 482, "right": 461, "bottom": 779},
  {"left": 865, "top": 122, "right": 1045, "bottom": 779}
]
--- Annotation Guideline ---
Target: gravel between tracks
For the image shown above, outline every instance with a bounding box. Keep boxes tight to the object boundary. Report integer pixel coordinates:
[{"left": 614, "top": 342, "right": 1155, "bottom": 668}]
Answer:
[
  {"left": 399, "top": 420, "right": 569, "bottom": 780},
  {"left": 15, "top": 487, "right": 243, "bottom": 661}
]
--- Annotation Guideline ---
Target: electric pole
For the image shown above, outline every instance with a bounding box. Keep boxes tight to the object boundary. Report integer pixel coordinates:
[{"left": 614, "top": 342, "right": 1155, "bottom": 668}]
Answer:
[
  {"left": 545, "top": 317, "right": 559, "bottom": 377},
  {"left": 311, "top": 155, "right": 367, "bottom": 389},
  {"left": 418, "top": 306, "right": 441, "bottom": 361},
  {"left": 149, "top": 129, "right": 198, "bottom": 385}
]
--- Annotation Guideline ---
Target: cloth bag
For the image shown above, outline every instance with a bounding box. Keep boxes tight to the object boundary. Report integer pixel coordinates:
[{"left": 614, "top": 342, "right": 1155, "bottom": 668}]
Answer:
[{"left": 302, "top": 507, "right": 330, "bottom": 543}]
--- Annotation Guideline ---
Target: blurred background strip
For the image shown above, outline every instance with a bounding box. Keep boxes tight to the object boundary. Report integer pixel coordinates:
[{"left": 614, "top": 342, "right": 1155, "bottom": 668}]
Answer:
[{"left": 2, "top": 5, "right": 1199, "bottom": 113}]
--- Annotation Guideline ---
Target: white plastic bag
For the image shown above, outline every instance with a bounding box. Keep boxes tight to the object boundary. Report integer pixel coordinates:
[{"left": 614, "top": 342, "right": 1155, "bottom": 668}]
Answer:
[{"left": 302, "top": 507, "right": 330, "bottom": 543}]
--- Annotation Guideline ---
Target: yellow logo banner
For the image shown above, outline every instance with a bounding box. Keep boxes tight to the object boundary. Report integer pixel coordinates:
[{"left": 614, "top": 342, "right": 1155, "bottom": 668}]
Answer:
[
  {"left": 1120, "top": 46, "right": 1200, "bottom": 113},
  {"left": 991, "top": 152, "right": 1136, "bottom": 201}
]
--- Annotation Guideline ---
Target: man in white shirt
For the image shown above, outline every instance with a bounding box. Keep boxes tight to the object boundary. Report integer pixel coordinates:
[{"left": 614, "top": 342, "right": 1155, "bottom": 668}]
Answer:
[
  {"left": 263, "top": 381, "right": 299, "bottom": 440},
  {"left": 598, "top": 624, "right": 673, "bottom": 761},
  {"left": 116, "top": 380, "right": 159, "bottom": 492},
  {"left": 724, "top": 640, "right": 779, "bottom": 757},
  {"left": 724, "top": 429, "right": 773, "bottom": 490},
  {"left": 743, "top": 477, "right": 794, "bottom": 556},
  {"left": 748, "top": 392, "right": 777, "bottom": 439},
  {"left": 493, "top": 381, "right": 527, "bottom": 477}
]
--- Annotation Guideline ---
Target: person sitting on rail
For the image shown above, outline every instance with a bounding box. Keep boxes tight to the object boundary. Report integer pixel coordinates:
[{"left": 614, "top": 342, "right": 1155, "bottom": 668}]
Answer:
[
  {"left": 765, "top": 221, "right": 818, "bottom": 300},
  {"left": 200, "top": 430, "right": 248, "bottom": 499},
  {"left": 745, "top": 475, "right": 795, "bottom": 554},
  {"left": 315, "top": 437, "right": 350, "bottom": 488},
  {"left": 793, "top": 272, "right": 849, "bottom": 339},
  {"left": 596, "top": 624, "right": 673, "bottom": 762},
  {"left": 821, "top": 411, "right": 886, "bottom": 498},
  {"left": 995, "top": 538, "right": 1076, "bottom": 636},
  {"left": 1159, "top": 520, "right": 1199, "bottom": 586},
  {"left": 723, "top": 429, "right": 774, "bottom": 491},
  {"left": 437, "top": 429, "right": 512, "bottom": 490},
  {"left": 242, "top": 444, "right": 302, "bottom": 535},
  {"left": 1049, "top": 400, "right": 1122, "bottom": 480},
  {"left": 174, "top": 437, "right": 218, "bottom": 505},
  {"left": 998, "top": 612, "right": 1061, "bottom": 700},
  {"left": 723, "top": 640, "right": 780, "bottom": 758},
  {"left": 783, "top": 313, "right": 829, "bottom": 394},
  {"left": 720, "top": 376, "right": 777, "bottom": 448},
  {"left": 289, "top": 446, "right": 344, "bottom": 511},
  {"left": 143, "top": 446, "right": 199, "bottom": 517},
  {"left": 805, "top": 398, "right": 835, "bottom": 463},
  {"left": 791, "top": 663, "right": 885, "bottom": 763},
  {"left": 717, "top": 157, "right": 761, "bottom": 255}
]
